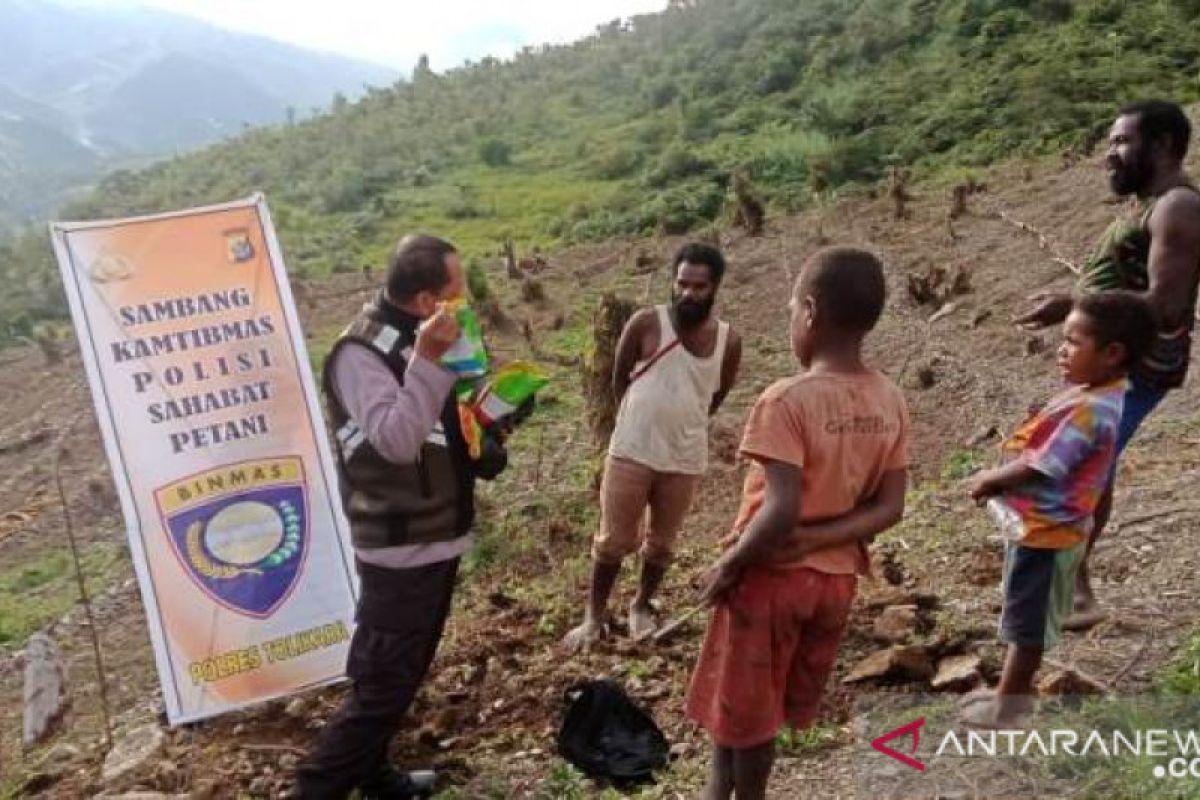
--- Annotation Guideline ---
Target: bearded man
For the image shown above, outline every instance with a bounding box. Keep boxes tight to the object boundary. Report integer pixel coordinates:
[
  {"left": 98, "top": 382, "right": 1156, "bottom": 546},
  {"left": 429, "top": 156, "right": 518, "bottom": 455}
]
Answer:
[
  {"left": 564, "top": 243, "right": 742, "bottom": 651},
  {"left": 1016, "top": 100, "right": 1200, "bottom": 629}
]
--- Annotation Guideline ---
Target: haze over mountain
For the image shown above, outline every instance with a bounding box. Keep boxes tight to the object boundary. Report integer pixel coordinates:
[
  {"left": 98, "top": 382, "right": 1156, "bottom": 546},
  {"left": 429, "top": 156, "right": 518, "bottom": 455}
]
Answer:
[
  {"left": 0, "top": 0, "right": 395, "bottom": 226},
  {"left": 2, "top": 0, "right": 1200, "bottom": 347}
]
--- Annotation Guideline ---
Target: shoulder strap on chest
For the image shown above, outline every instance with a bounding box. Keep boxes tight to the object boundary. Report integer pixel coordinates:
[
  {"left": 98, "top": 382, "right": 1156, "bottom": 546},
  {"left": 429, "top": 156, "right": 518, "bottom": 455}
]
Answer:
[
  {"left": 343, "top": 316, "right": 413, "bottom": 361},
  {"left": 715, "top": 319, "right": 730, "bottom": 367},
  {"left": 1142, "top": 182, "right": 1200, "bottom": 228}
]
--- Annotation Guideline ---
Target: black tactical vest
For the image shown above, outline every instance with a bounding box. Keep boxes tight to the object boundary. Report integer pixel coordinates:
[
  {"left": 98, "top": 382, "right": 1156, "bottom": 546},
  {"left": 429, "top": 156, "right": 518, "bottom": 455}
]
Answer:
[{"left": 320, "top": 295, "right": 475, "bottom": 550}]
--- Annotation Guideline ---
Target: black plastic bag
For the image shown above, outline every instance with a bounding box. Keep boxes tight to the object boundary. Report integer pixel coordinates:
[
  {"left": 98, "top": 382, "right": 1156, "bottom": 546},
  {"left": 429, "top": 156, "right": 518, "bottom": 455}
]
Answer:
[{"left": 556, "top": 679, "right": 669, "bottom": 785}]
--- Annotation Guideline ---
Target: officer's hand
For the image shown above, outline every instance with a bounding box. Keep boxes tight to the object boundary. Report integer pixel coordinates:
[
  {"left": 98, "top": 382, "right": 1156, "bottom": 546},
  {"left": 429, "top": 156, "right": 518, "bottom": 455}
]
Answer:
[
  {"left": 415, "top": 304, "right": 461, "bottom": 362},
  {"left": 494, "top": 396, "right": 536, "bottom": 438}
]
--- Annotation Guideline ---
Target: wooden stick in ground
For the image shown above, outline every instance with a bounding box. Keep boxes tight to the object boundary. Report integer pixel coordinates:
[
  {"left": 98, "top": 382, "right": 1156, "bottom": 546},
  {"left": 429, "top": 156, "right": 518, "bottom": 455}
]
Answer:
[
  {"left": 242, "top": 743, "right": 307, "bottom": 755},
  {"left": 54, "top": 445, "right": 114, "bottom": 749},
  {"left": 986, "top": 203, "right": 1082, "bottom": 276},
  {"left": 1114, "top": 504, "right": 1200, "bottom": 532},
  {"left": 651, "top": 605, "right": 704, "bottom": 643},
  {"left": 1107, "top": 631, "right": 1154, "bottom": 691},
  {"left": 533, "top": 425, "right": 546, "bottom": 489}
]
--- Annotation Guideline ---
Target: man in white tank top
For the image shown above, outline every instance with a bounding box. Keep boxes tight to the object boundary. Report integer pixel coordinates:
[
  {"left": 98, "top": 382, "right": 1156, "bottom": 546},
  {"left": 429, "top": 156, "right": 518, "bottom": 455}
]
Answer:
[{"left": 564, "top": 243, "right": 742, "bottom": 652}]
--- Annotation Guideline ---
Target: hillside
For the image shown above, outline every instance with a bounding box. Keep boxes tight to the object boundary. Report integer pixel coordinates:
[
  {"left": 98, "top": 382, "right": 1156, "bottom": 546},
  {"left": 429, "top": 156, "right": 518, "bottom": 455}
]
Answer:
[
  {"left": 3, "top": 0, "right": 1200, "bottom": 345},
  {"left": 0, "top": 0, "right": 394, "bottom": 227},
  {"left": 2, "top": 124, "right": 1200, "bottom": 798},
  {"left": 2, "top": 1, "right": 1200, "bottom": 796}
]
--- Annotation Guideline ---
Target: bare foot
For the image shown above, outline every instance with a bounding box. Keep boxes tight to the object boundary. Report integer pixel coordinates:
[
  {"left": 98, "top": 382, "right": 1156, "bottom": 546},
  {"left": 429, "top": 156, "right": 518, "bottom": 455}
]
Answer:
[
  {"left": 957, "top": 687, "right": 997, "bottom": 709},
  {"left": 628, "top": 603, "right": 659, "bottom": 641},
  {"left": 1063, "top": 600, "right": 1107, "bottom": 632},
  {"left": 960, "top": 695, "right": 1033, "bottom": 729},
  {"left": 562, "top": 618, "right": 606, "bottom": 654}
]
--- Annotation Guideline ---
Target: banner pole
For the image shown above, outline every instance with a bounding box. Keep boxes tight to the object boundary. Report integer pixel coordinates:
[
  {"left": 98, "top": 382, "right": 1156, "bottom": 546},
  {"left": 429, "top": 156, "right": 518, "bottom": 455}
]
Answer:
[{"left": 54, "top": 438, "right": 114, "bottom": 750}]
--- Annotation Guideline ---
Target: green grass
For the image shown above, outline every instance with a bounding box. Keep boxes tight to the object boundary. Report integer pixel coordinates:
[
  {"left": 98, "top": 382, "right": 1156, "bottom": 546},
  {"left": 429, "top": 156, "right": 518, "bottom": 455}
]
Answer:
[
  {"left": 545, "top": 325, "right": 591, "bottom": 360},
  {"left": 382, "top": 168, "right": 622, "bottom": 257},
  {"left": 1031, "top": 627, "right": 1200, "bottom": 799},
  {"left": 6, "top": 0, "right": 1200, "bottom": 345},
  {"left": 776, "top": 722, "right": 841, "bottom": 757},
  {"left": 941, "top": 449, "right": 985, "bottom": 481},
  {"left": 522, "top": 760, "right": 710, "bottom": 800},
  {"left": 305, "top": 322, "right": 344, "bottom": 378},
  {"left": 1159, "top": 627, "right": 1200, "bottom": 696},
  {"left": 0, "top": 544, "right": 125, "bottom": 646}
]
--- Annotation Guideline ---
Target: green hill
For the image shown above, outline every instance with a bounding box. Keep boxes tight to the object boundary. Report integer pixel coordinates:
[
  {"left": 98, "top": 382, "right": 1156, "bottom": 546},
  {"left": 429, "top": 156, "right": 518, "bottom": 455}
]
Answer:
[{"left": 6, "top": 0, "right": 1200, "bottom": 341}]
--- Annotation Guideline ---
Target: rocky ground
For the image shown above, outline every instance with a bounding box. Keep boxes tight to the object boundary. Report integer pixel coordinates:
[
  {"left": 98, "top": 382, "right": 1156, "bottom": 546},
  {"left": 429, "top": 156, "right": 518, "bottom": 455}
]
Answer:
[{"left": 2, "top": 140, "right": 1200, "bottom": 799}]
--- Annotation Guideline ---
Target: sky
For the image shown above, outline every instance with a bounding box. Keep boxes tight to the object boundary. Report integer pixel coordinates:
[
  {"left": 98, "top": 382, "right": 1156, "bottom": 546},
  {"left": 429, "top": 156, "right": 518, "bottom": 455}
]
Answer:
[{"left": 117, "top": 0, "right": 669, "bottom": 72}]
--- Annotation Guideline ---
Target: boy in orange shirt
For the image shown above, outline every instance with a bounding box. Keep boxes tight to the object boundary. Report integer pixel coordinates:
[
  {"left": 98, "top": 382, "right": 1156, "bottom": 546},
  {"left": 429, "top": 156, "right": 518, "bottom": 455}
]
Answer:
[{"left": 686, "top": 247, "right": 909, "bottom": 800}]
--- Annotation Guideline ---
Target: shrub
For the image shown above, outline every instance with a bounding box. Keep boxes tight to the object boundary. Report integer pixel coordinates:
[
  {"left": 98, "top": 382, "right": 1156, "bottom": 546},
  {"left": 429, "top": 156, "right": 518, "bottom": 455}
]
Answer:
[
  {"left": 645, "top": 146, "right": 716, "bottom": 188},
  {"left": 478, "top": 138, "right": 512, "bottom": 167},
  {"left": 466, "top": 259, "right": 491, "bottom": 302},
  {"left": 587, "top": 145, "right": 645, "bottom": 179},
  {"left": 644, "top": 80, "right": 679, "bottom": 109}
]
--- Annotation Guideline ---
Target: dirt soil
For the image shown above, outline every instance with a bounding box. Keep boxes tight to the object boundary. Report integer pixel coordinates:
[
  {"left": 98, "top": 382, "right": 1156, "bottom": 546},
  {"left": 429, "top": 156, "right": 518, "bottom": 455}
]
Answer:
[{"left": 3, "top": 143, "right": 1200, "bottom": 799}]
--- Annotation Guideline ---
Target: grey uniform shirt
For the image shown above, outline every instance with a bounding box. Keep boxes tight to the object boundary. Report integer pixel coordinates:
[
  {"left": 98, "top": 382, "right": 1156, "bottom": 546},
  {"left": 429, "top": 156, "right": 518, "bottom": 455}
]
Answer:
[{"left": 330, "top": 342, "right": 471, "bottom": 568}]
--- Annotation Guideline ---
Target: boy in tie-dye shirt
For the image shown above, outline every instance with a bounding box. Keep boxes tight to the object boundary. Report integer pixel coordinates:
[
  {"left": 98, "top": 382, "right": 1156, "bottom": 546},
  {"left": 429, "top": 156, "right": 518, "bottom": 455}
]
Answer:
[{"left": 964, "top": 291, "right": 1155, "bottom": 728}]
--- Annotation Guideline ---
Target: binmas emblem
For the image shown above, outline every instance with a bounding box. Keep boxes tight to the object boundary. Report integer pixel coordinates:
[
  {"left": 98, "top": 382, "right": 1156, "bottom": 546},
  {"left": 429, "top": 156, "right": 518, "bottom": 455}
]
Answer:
[{"left": 155, "top": 457, "right": 308, "bottom": 618}]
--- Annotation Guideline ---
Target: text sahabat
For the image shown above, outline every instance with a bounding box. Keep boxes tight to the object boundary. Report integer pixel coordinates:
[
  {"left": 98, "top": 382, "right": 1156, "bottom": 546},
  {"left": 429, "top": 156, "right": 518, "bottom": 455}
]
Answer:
[
  {"left": 147, "top": 381, "right": 272, "bottom": 424},
  {"left": 110, "top": 316, "right": 276, "bottom": 364},
  {"left": 118, "top": 288, "right": 252, "bottom": 328}
]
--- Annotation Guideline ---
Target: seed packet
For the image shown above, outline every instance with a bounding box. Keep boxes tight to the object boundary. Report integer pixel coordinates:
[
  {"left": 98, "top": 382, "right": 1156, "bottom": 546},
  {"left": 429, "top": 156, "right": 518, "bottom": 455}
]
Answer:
[
  {"left": 439, "top": 299, "right": 488, "bottom": 380},
  {"left": 458, "top": 403, "right": 485, "bottom": 460},
  {"left": 472, "top": 360, "right": 550, "bottom": 427}
]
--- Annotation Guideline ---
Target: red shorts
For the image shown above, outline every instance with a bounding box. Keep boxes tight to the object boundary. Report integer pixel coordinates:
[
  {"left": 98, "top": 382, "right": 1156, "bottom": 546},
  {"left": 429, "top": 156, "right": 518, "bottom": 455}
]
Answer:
[{"left": 685, "top": 566, "right": 857, "bottom": 749}]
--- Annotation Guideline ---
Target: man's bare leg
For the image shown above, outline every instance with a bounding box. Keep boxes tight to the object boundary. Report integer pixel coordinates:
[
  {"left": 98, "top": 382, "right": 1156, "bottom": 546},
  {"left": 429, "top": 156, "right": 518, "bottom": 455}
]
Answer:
[
  {"left": 731, "top": 739, "right": 775, "bottom": 800},
  {"left": 701, "top": 743, "right": 734, "bottom": 800},
  {"left": 563, "top": 560, "right": 621, "bottom": 653},
  {"left": 629, "top": 560, "right": 667, "bottom": 640},
  {"left": 1066, "top": 483, "right": 1112, "bottom": 630}
]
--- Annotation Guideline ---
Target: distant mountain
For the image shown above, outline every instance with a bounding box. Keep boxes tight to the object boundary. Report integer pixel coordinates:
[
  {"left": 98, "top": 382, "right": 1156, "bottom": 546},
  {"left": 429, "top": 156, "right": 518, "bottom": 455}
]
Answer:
[
  {"left": 6, "top": 0, "right": 1197, "bottom": 344},
  {"left": 0, "top": 0, "right": 395, "bottom": 225}
]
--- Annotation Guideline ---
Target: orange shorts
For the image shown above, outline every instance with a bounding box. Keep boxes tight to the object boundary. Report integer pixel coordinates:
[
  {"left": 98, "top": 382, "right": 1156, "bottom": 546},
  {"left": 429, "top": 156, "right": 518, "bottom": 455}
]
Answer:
[
  {"left": 685, "top": 566, "right": 856, "bottom": 749},
  {"left": 592, "top": 455, "right": 700, "bottom": 567}
]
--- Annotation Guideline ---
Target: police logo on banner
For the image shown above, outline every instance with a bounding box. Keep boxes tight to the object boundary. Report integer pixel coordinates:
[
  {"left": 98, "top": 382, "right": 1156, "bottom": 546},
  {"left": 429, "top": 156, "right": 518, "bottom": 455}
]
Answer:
[
  {"left": 224, "top": 227, "right": 255, "bottom": 263},
  {"left": 155, "top": 457, "right": 308, "bottom": 618}
]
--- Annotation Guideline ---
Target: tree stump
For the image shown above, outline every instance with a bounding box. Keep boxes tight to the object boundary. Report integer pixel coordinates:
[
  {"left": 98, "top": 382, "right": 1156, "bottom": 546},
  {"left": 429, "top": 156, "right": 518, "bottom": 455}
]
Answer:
[
  {"left": 949, "top": 184, "right": 969, "bottom": 219},
  {"left": 890, "top": 166, "right": 914, "bottom": 220},
  {"left": 503, "top": 237, "right": 522, "bottom": 280},
  {"left": 582, "top": 293, "right": 635, "bottom": 450},
  {"left": 730, "top": 168, "right": 765, "bottom": 235}
]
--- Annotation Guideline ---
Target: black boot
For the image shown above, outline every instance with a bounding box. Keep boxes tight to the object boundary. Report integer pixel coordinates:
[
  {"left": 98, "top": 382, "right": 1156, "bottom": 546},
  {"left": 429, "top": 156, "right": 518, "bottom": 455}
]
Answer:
[{"left": 359, "top": 766, "right": 437, "bottom": 799}]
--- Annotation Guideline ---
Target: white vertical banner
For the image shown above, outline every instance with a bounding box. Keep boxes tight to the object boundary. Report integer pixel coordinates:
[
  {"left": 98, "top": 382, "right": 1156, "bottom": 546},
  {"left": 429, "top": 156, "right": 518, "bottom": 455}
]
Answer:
[{"left": 50, "top": 194, "right": 357, "bottom": 724}]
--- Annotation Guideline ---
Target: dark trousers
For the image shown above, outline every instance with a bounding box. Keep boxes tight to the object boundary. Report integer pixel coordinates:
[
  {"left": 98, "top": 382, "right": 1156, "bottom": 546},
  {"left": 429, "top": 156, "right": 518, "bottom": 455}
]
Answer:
[{"left": 294, "top": 557, "right": 460, "bottom": 799}]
